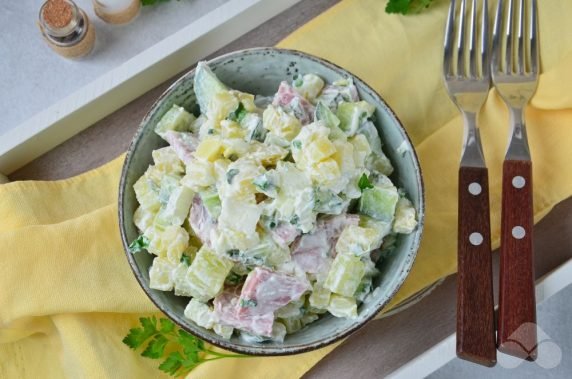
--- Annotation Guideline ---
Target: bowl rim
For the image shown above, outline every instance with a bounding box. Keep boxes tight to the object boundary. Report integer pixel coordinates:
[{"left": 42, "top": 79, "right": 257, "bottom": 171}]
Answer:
[{"left": 118, "top": 46, "right": 425, "bottom": 356}]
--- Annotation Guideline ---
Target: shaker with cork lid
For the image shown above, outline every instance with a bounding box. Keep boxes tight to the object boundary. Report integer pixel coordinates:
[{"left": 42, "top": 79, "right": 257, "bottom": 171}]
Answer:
[{"left": 38, "top": 0, "right": 96, "bottom": 59}]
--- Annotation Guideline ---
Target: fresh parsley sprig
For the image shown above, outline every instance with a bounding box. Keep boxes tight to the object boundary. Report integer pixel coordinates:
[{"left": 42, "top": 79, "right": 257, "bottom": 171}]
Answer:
[
  {"left": 386, "top": 0, "right": 435, "bottom": 15},
  {"left": 123, "top": 317, "right": 250, "bottom": 377}
]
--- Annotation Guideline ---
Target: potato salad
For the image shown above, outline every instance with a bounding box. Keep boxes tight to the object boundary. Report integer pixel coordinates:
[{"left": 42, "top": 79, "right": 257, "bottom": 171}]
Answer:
[{"left": 129, "top": 62, "right": 417, "bottom": 341}]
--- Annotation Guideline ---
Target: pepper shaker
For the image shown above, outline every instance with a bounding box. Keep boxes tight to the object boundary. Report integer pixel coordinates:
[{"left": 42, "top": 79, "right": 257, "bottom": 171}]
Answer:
[{"left": 38, "top": 0, "right": 96, "bottom": 59}]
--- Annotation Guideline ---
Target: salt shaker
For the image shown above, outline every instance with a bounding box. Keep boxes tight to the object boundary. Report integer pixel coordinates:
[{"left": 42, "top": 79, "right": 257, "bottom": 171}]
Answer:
[
  {"left": 38, "top": 0, "right": 96, "bottom": 59},
  {"left": 93, "top": 0, "right": 141, "bottom": 24}
]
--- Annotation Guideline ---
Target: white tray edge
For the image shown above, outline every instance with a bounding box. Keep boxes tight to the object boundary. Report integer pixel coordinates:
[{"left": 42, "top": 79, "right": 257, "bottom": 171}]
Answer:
[
  {"left": 0, "top": 0, "right": 302, "bottom": 174},
  {"left": 386, "top": 258, "right": 572, "bottom": 379}
]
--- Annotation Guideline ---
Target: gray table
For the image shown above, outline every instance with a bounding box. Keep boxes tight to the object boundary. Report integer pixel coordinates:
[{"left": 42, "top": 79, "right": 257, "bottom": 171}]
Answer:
[{"left": 9, "top": 0, "right": 572, "bottom": 377}]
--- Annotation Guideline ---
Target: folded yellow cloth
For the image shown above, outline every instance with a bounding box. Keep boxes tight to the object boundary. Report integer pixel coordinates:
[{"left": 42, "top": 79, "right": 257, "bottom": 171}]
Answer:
[{"left": 2, "top": 0, "right": 572, "bottom": 377}]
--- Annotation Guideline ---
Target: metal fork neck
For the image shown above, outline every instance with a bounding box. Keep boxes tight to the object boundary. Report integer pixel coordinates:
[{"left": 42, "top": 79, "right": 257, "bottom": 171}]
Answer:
[
  {"left": 460, "top": 112, "right": 486, "bottom": 168},
  {"left": 505, "top": 107, "right": 531, "bottom": 160}
]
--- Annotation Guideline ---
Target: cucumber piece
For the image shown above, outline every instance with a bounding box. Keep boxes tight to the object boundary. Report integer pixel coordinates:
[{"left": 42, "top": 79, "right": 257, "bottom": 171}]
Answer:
[
  {"left": 194, "top": 61, "right": 228, "bottom": 115},
  {"left": 359, "top": 184, "right": 399, "bottom": 223},
  {"left": 155, "top": 105, "right": 195, "bottom": 138},
  {"left": 315, "top": 102, "right": 346, "bottom": 140},
  {"left": 160, "top": 185, "right": 195, "bottom": 226},
  {"left": 357, "top": 121, "right": 394, "bottom": 175},
  {"left": 199, "top": 188, "right": 222, "bottom": 219},
  {"left": 336, "top": 101, "right": 375, "bottom": 136},
  {"left": 313, "top": 187, "right": 346, "bottom": 215}
]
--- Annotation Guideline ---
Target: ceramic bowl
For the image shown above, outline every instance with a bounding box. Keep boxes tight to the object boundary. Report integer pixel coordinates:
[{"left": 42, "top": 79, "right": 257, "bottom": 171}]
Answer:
[{"left": 119, "top": 47, "right": 424, "bottom": 355}]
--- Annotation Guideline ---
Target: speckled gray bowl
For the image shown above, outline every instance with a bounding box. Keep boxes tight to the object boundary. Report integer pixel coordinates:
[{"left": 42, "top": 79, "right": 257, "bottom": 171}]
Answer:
[{"left": 119, "top": 47, "right": 424, "bottom": 355}]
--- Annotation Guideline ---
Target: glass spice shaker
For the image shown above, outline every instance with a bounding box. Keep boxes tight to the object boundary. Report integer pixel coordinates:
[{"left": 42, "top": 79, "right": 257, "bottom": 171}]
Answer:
[
  {"left": 92, "top": 0, "right": 141, "bottom": 25},
  {"left": 38, "top": 0, "right": 96, "bottom": 59}
]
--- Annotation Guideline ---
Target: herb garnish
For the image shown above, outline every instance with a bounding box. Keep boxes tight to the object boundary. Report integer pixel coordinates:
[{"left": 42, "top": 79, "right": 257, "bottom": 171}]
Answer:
[
  {"left": 123, "top": 317, "right": 250, "bottom": 377},
  {"left": 129, "top": 235, "right": 150, "bottom": 254},
  {"left": 386, "top": 0, "right": 434, "bottom": 15},
  {"left": 358, "top": 173, "right": 374, "bottom": 191},
  {"left": 226, "top": 169, "right": 240, "bottom": 184}
]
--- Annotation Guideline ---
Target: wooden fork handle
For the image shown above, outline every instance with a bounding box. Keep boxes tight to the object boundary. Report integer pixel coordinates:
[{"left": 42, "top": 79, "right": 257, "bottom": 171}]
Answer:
[
  {"left": 498, "top": 159, "right": 537, "bottom": 360},
  {"left": 457, "top": 166, "right": 496, "bottom": 366}
]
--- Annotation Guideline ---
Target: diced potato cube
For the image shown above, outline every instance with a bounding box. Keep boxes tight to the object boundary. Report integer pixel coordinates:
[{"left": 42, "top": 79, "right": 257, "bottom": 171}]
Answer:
[
  {"left": 172, "top": 263, "right": 193, "bottom": 297},
  {"left": 310, "top": 158, "right": 341, "bottom": 184},
  {"left": 158, "top": 186, "right": 195, "bottom": 226},
  {"left": 152, "top": 147, "right": 184, "bottom": 174},
  {"left": 212, "top": 227, "right": 260, "bottom": 255},
  {"left": 335, "top": 225, "right": 383, "bottom": 256},
  {"left": 393, "top": 197, "right": 418, "bottom": 234},
  {"left": 133, "top": 175, "right": 161, "bottom": 212},
  {"left": 220, "top": 120, "right": 246, "bottom": 139},
  {"left": 133, "top": 206, "right": 155, "bottom": 233},
  {"left": 146, "top": 225, "right": 189, "bottom": 264},
  {"left": 207, "top": 91, "right": 240, "bottom": 122},
  {"left": 349, "top": 134, "right": 372, "bottom": 168},
  {"left": 214, "top": 323, "right": 234, "bottom": 339},
  {"left": 186, "top": 246, "right": 234, "bottom": 301},
  {"left": 292, "top": 74, "right": 325, "bottom": 102},
  {"left": 324, "top": 253, "right": 366, "bottom": 297},
  {"left": 263, "top": 105, "right": 301, "bottom": 141},
  {"left": 184, "top": 298, "right": 216, "bottom": 329},
  {"left": 328, "top": 294, "right": 357, "bottom": 318},
  {"left": 332, "top": 140, "right": 356, "bottom": 175},
  {"left": 149, "top": 257, "right": 177, "bottom": 291},
  {"left": 155, "top": 105, "right": 195, "bottom": 137},
  {"left": 218, "top": 198, "right": 262, "bottom": 235},
  {"left": 195, "top": 138, "right": 224, "bottom": 162},
  {"left": 230, "top": 90, "right": 257, "bottom": 112},
  {"left": 181, "top": 159, "right": 215, "bottom": 190},
  {"left": 306, "top": 136, "right": 336, "bottom": 163},
  {"left": 309, "top": 283, "right": 331, "bottom": 311},
  {"left": 222, "top": 138, "right": 251, "bottom": 160}
]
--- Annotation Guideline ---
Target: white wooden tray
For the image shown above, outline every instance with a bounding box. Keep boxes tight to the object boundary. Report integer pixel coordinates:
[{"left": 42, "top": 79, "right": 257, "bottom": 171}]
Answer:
[{"left": 0, "top": 0, "right": 301, "bottom": 175}]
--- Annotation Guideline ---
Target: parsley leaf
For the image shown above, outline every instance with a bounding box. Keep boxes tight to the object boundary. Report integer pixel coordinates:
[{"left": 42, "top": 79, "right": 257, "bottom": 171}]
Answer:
[
  {"left": 123, "top": 317, "right": 250, "bottom": 377},
  {"left": 122, "top": 316, "right": 157, "bottom": 349},
  {"left": 180, "top": 255, "right": 192, "bottom": 266},
  {"left": 142, "top": 334, "right": 169, "bottom": 359},
  {"left": 158, "top": 352, "right": 184, "bottom": 375},
  {"left": 386, "top": 0, "right": 434, "bottom": 14},
  {"left": 128, "top": 235, "right": 150, "bottom": 254},
  {"left": 228, "top": 103, "right": 248, "bottom": 123},
  {"left": 358, "top": 173, "right": 374, "bottom": 191}
]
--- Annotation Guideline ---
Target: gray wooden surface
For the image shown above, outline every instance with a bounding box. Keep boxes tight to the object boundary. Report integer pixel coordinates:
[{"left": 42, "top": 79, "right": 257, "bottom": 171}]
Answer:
[{"left": 9, "top": 0, "right": 572, "bottom": 377}]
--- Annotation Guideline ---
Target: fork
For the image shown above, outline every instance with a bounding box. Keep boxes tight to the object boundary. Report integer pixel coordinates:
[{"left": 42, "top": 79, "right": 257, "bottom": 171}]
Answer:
[
  {"left": 443, "top": 0, "right": 496, "bottom": 367},
  {"left": 492, "top": 0, "right": 539, "bottom": 361}
]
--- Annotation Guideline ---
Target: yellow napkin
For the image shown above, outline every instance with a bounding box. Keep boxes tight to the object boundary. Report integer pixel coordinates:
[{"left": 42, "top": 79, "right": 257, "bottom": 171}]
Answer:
[{"left": 2, "top": 0, "right": 572, "bottom": 377}]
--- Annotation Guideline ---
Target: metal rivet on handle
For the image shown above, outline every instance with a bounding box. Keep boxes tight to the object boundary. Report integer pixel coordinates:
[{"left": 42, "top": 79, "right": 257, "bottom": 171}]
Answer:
[
  {"left": 468, "top": 182, "right": 482, "bottom": 195},
  {"left": 469, "top": 232, "right": 484, "bottom": 246},
  {"left": 512, "top": 176, "right": 526, "bottom": 189},
  {"left": 512, "top": 226, "right": 526, "bottom": 239}
]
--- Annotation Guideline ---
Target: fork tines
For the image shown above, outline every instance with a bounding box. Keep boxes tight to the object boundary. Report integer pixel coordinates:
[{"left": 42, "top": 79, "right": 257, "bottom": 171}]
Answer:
[
  {"left": 444, "top": 0, "right": 489, "bottom": 80},
  {"left": 492, "top": 0, "right": 538, "bottom": 76}
]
